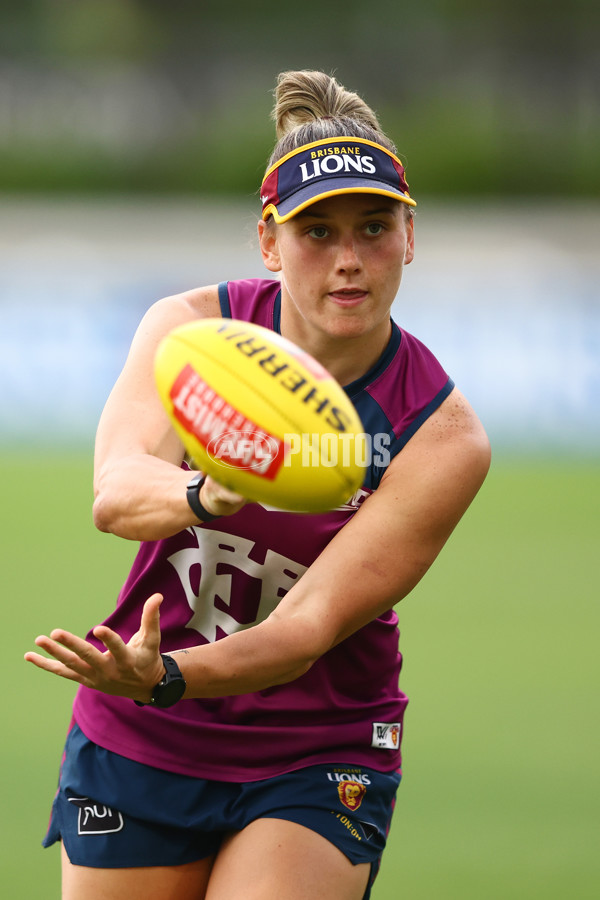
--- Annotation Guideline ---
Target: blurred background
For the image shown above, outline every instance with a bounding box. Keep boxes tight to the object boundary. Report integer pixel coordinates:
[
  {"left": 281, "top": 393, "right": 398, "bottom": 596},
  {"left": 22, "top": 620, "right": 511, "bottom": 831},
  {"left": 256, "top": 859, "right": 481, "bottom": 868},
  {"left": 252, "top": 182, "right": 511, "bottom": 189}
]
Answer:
[{"left": 2, "top": 2, "right": 598, "bottom": 898}]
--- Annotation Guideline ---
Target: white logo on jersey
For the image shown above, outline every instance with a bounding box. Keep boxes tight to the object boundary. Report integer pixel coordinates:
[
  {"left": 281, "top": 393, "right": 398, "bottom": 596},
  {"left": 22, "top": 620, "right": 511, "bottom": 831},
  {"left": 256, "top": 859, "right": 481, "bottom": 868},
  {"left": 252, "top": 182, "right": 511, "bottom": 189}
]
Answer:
[{"left": 168, "top": 527, "right": 307, "bottom": 643}]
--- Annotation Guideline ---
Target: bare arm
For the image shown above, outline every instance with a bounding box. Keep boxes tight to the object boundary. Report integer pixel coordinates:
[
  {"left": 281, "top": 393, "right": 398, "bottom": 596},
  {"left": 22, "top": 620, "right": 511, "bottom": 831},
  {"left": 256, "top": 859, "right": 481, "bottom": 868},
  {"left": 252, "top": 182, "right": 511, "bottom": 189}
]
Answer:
[
  {"left": 91, "top": 285, "right": 245, "bottom": 541},
  {"left": 174, "top": 387, "right": 491, "bottom": 695},
  {"left": 26, "top": 388, "right": 490, "bottom": 700}
]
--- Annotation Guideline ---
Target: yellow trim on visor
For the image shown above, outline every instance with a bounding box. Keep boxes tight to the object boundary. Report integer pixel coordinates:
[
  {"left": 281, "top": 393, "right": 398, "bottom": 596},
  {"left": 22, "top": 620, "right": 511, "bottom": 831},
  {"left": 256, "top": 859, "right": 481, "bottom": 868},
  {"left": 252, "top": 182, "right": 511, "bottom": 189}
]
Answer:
[
  {"left": 260, "top": 136, "right": 417, "bottom": 222},
  {"left": 263, "top": 186, "right": 417, "bottom": 224}
]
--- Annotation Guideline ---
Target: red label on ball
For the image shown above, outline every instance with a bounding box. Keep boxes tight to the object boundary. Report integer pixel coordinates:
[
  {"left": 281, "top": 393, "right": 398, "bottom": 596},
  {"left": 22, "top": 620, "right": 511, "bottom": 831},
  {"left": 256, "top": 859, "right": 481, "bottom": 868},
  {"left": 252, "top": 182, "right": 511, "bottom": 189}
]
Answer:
[{"left": 169, "top": 365, "right": 286, "bottom": 478}]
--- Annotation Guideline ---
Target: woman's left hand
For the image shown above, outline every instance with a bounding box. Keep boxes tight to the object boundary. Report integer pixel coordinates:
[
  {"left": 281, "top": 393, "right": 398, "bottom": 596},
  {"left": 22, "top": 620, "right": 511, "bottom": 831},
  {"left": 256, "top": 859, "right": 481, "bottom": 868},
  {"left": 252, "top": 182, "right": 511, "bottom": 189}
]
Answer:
[{"left": 24, "top": 592, "right": 167, "bottom": 703}]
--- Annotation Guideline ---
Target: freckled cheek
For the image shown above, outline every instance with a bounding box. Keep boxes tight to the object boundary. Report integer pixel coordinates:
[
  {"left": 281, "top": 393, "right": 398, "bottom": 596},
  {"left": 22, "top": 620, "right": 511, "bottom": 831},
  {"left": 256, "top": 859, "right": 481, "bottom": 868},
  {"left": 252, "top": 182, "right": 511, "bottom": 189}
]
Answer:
[
  {"left": 281, "top": 249, "right": 328, "bottom": 287},
  {"left": 279, "top": 238, "right": 305, "bottom": 267},
  {"left": 377, "top": 243, "right": 407, "bottom": 273}
]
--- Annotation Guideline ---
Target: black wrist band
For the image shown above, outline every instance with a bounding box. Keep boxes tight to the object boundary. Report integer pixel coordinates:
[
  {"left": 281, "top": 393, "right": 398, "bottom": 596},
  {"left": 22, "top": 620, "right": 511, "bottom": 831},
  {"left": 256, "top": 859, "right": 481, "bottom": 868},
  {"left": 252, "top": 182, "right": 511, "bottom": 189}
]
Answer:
[
  {"left": 186, "top": 472, "right": 220, "bottom": 522},
  {"left": 134, "top": 653, "right": 186, "bottom": 708}
]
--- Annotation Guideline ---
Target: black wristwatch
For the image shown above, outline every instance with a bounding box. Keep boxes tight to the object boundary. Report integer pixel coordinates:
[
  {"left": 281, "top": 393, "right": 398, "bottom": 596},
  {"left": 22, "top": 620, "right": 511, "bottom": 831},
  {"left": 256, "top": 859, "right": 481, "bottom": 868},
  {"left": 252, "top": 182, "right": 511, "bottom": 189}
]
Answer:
[
  {"left": 186, "top": 472, "right": 220, "bottom": 522},
  {"left": 134, "top": 654, "right": 186, "bottom": 709}
]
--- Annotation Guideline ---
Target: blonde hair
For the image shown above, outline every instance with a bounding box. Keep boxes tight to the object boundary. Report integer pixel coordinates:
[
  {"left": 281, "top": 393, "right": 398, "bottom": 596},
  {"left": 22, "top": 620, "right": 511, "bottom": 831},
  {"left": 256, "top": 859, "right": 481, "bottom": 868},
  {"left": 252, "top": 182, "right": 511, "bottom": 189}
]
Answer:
[{"left": 268, "top": 70, "right": 397, "bottom": 167}]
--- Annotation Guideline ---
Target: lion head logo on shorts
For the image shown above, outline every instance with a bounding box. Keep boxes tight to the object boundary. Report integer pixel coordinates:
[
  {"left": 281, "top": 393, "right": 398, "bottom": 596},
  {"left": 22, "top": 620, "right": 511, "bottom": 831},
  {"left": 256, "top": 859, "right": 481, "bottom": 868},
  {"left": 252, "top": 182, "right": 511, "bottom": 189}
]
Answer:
[{"left": 337, "top": 780, "right": 367, "bottom": 811}]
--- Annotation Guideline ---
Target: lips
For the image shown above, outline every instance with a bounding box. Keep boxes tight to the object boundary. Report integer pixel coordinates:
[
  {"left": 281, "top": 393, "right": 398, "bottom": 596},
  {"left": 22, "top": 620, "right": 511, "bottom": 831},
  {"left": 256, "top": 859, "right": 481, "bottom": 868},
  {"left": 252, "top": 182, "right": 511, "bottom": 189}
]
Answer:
[{"left": 328, "top": 289, "right": 368, "bottom": 307}]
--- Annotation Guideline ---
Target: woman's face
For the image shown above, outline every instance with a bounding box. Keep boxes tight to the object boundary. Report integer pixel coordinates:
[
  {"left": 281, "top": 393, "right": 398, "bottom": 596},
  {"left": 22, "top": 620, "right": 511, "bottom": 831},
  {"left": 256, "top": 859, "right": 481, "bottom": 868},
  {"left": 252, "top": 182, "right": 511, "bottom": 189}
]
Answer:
[{"left": 258, "top": 193, "right": 414, "bottom": 347}]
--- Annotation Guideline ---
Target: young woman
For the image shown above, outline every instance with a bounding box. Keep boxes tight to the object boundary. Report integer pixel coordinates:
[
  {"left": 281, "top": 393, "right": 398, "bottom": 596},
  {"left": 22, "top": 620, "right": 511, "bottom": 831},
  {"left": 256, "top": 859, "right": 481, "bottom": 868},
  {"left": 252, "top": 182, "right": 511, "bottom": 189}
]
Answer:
[{"left": 26, "top": 70, "right": 491, "bottom": 900}]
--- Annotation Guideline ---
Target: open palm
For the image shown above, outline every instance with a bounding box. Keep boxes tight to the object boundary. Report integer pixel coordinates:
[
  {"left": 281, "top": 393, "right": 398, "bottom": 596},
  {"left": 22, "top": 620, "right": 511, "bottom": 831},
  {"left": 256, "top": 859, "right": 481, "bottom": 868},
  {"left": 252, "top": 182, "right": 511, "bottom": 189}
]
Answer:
[{"left": 24, "top": 592, "right": 167, "bottom": 704}]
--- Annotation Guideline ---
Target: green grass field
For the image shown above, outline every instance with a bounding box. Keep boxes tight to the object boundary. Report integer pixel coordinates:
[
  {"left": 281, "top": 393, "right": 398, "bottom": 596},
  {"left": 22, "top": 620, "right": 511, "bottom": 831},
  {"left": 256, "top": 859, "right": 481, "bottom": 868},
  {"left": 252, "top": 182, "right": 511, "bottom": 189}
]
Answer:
[{"left": 3, "top": 452, "right": 598, "bottom": 898}]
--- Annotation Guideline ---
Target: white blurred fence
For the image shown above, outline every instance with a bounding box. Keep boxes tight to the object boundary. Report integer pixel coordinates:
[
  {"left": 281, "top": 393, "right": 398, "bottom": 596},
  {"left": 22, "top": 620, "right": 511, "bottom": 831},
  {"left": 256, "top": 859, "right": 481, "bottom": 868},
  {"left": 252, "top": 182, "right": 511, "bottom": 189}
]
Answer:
[{"left": 1, "top": 197, "right": 599, "bottom": 455}]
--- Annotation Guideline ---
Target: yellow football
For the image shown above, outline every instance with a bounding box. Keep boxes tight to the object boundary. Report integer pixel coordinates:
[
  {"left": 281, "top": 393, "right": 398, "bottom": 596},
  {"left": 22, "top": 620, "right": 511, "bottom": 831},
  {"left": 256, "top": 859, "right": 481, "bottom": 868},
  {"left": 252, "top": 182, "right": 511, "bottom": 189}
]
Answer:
[{"left": 154, "top": 318, "right": 365, "bottom": 511}]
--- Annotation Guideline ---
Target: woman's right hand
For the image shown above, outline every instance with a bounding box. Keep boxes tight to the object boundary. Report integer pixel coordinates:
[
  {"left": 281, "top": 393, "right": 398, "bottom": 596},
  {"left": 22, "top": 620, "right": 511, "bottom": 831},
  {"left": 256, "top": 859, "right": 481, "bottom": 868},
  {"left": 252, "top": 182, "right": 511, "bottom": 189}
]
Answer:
[{"left": 197, "top": 475, "right": 248, "bottom": 518}]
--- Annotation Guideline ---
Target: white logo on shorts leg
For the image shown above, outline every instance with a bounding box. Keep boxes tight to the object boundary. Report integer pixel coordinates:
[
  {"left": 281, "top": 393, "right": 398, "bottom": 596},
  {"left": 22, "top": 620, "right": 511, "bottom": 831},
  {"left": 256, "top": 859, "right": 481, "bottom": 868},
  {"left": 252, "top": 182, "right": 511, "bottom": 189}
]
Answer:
[
  {"left": 371, "top": 723, "right": 401, "bottom": 749},
  {"left": 358, "top": 820, "right": 379, "bottom": 842},
  {"left": 68, "top": 797, "right": 124, "bottom": 835}
]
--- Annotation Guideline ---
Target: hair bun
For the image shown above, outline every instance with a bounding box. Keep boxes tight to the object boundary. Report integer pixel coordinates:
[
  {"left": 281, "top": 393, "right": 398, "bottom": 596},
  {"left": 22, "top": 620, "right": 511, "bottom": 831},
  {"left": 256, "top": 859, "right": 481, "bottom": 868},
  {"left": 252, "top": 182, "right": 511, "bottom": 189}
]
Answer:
[{"left": 273, "top": 70, "right": 381, "bottom": 139}]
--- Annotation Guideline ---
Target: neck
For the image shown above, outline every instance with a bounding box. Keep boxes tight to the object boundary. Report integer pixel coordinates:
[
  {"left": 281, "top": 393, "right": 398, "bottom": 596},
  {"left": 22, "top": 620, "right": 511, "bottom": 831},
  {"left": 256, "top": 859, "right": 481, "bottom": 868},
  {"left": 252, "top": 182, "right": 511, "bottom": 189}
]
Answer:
[{"left": 280, "top": 310, "right": 392, "bottom": 387}]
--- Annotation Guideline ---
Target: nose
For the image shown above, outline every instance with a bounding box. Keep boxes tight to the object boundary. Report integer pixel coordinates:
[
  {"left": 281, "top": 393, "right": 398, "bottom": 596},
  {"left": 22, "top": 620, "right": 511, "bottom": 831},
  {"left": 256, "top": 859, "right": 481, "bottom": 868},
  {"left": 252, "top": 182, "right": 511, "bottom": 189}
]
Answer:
[{"left": 336, "top": 235, "right": 361, "bottom": 274}]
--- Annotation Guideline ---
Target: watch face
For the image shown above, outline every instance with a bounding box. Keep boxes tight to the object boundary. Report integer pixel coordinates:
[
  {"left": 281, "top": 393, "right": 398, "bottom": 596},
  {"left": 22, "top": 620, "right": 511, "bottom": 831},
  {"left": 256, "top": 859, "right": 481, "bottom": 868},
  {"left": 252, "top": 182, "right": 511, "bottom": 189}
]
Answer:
[
  {"left": 153, "top": 656, "right": 186, "bottom": 708},
  {"left": 154, "top": 677, "right": 186, "bottom": 708}
]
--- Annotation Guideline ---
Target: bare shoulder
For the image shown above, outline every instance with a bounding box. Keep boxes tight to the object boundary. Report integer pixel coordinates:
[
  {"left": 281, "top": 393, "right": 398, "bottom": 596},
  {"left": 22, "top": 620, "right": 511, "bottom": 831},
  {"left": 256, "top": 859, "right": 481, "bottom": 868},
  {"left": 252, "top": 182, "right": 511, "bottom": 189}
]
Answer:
[
  {"left": 423, "top": 387, "right": 490, "bottom": 450},
  {"left": 425, "top": 386, "right": 491, "bottom": 488},
  {"left": 142, "top": 284, "right": 221, "bottom": 332},
  {"left": 380, "top": 386, "right": 491, "bottom": 513},
  {"left": 121, "top": 285, "right": 221, "bottom": 364}
]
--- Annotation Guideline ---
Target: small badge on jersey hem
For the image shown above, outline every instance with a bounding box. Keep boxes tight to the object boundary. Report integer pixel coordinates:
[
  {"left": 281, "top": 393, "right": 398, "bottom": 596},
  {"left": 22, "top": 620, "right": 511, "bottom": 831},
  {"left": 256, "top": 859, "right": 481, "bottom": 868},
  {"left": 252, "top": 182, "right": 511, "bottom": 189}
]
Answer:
[
  {"left": 371, "top": 722, "right": 401, "bottom": 750},
  {"left": 67, "top": 797, "right": 124, "bottom": 835}
]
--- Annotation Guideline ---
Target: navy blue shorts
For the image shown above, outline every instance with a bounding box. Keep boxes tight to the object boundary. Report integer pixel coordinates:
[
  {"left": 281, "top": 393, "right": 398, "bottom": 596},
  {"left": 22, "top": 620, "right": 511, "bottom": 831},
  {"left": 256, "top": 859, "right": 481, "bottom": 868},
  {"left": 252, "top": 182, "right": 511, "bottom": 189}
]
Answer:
[{"left": 44, "top": 724, "right": 401, "bottom": 898}]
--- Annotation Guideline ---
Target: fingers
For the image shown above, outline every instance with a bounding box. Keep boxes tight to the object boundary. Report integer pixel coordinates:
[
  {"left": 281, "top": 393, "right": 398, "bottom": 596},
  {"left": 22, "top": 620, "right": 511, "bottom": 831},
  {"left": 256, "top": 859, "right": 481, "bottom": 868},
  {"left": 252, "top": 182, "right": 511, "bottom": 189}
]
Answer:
[
  {"left": 202, "top": 476, "right": 247, "bottom": 516},
  {"left": 143, "top": 591, "right": 164, "bottom": 619},
  {"left": 24, "top": 633, "right": 97, "bottom": 685},
  {"left": 139, "top": 592, "right": 163, "bottom": 637},
  {"left": 92, "top": 624, "right": 127, "bottom": 658},
  {"left": 91, "top": 594, "right": 162, "bottom": 664},
  {"left": 212, "top": 484, "right": 246, "bottom": 505},
  {"left": 34, "top": 632, "right": 101, "bottom": 671},
  {"left": 24, "top": 650, "right": 83, "bottom": 682},
  {"left": 24, "top": 627, "right": 116, "bottom": 685}
]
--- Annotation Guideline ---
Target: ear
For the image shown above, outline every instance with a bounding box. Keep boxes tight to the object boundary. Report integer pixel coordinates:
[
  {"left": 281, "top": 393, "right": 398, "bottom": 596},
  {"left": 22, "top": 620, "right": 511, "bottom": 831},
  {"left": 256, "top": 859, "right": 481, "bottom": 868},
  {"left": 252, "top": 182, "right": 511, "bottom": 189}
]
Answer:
[
  {"left": 404, "top": 215, "right": 415, "bottom": 265},
  {"left": 258, "top": 219, "right": 281, "bottom": 272}
]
